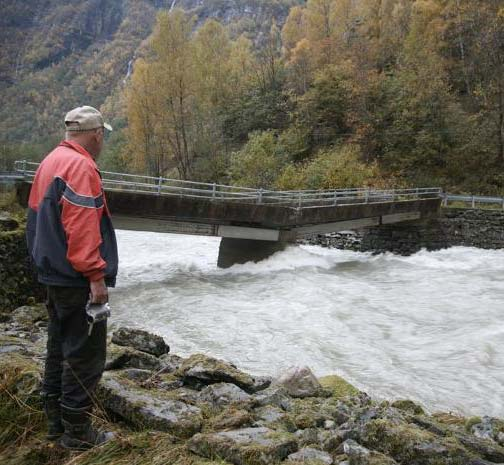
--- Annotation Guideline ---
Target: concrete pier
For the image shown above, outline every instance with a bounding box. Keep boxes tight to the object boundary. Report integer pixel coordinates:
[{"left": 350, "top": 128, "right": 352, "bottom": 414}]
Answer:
[{"left": 217, "top": 238, "right": 287, "bottom": 268}]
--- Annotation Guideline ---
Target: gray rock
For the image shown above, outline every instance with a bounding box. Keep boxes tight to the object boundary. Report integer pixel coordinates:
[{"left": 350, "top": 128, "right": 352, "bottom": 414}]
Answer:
[
  {"left": 105, "top": 344, "right": 162, "bottom": 371},
  {"left": 200, "top": 382, "right": 252, "bottom": 407},
  {"left": 159, "top": 353, "right": 185, "bottom": 373},
  {"left": 288, "top": 447, "right": 333, "bottom": 464},
  {"left": 357, "top": 418, "right": 478, "bottom": 465},
  {"left": 455, "top": 431, "right": 504, "bottom": 463},
  {"left": 99, "top": 372, "right": 202, "bottom": 437},
  {"left": 325, "top": 420, "right": 336, "bottom": 429},
  {"left": 157, "top": 377, "right": 184, "bottom": 391},
  {"left": 111, "top": 327, "right": 169, "bottom": 357},
  {"left": 178, "top": 354, "right": 256, "bottom": 392},
  {"left": 253, "top": 386, "right": 292, "bottom": 411},
  {"left": 121, "top": 368, "right": 153, "bottom": 382},
  {"left": 10, "top": 304, "right": 47, "bottom": 328},
  {"left": 320, "top": 430, "right": 346, "bottom": 453},
  {"left": 343, "top": 439, "right": 398, "bottom": 465},
  {"left": 295, "top": 428, "right": 320, "bottom": 447},
  {"left": 188, "top": 427, "right": 298, "bottom": 465},
  {"left": 168, "top": 387, "right": 201, "bottom": 404},
  {"left": 273, "top": 366, "right": 323, "bottom": 398},
  {"left": 471, "top": 416, "right": 502, "bottom": 443},
  {"left": 255, "top": 405, "right": 286, "bottom": 424},
  {"left": 251, "top": 375, "right": 272, "bottom": 392}
]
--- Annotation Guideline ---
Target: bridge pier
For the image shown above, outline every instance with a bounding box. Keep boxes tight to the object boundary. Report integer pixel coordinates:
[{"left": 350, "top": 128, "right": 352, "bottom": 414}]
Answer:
[{"left": 217, "top": 238, "right": 287, "bottom": 268}]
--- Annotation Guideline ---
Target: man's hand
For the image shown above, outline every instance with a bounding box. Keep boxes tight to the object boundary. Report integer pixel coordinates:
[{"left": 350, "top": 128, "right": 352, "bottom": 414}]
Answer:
[{"left": 90, "top": 278, "right": 108, "bottom": 304}]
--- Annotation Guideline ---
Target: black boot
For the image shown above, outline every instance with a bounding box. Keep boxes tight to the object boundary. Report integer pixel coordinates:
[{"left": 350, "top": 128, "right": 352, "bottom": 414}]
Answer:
[
  {"left": 42, "top": 393, "right": 64, "bottom": 440},
  {"left": 59, "top": 404, "right": 114, "bottom": 451}
]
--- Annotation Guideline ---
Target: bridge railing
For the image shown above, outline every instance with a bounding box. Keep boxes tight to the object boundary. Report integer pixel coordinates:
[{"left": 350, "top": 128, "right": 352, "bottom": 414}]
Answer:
[
  {"left": 442, "top": 193, "right": 504, "bottom": 210},
  {"left": 13, "top": 160, "right": 442, "bottom": 209}
]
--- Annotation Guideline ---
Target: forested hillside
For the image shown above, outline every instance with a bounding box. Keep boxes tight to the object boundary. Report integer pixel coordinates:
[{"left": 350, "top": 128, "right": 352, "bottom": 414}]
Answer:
[
  {"left": 0, "top": 0, "right": 300, "bottom": 165},
  {"left": 2, "top": 0, "right": 504, "bottom": 194}
]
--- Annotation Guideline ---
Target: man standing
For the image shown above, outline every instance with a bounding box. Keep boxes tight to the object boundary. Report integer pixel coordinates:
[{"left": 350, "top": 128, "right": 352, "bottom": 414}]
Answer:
[{"left": 26, "top": 106, "right": 118, "bottom": 450}]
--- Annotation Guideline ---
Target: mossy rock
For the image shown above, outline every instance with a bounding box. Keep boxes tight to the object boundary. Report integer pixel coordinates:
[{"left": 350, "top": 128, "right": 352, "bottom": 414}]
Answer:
[
  {"left": 318, "top": 375, "right": 359, "bottom": 399},
  {"left": 98, "top": 372, "right": 203, "bottom": 437},
  {"left": 207, "top": 408, "right": 254, "bottom": 432},
  {"left": 188, "top": 427, "right": 298, "bottom": 465},
  {"left": 360, "top": 419, "right": 472, "bottom": 464},
  {"left": 178, "top": 354, "right": 256, "bottom": 393},
  {"left": 391, "top": 399, "right": 425, "bottom": 416},
  {"left": 465, "top": 416, "right": 483, "bottom": 432},
  {"left": 431, "top": 412, "right": 466, "bottom": 427}
]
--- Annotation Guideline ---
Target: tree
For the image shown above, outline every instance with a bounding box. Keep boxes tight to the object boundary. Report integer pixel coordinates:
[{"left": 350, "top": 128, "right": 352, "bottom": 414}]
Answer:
[{"left": 229, "top": 131, "right": 288, "bottom": 188}]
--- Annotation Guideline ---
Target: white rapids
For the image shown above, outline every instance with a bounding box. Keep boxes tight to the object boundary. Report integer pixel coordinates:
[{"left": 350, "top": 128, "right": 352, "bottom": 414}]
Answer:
[{"left": 109, "top": 230, "right": 504, "bottom": 417}]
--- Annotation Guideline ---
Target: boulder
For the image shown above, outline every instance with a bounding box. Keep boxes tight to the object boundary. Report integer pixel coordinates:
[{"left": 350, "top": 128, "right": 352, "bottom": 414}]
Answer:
[
  {"left": 105, "top": 343, "right": 162, "bottom": 371},
  {"left": 178, "top": 354, "right": 256, "bottom": 392},
  {"left": 10, "top": 304, "right": 47, "bottom": 328},
  {"left": 343, "top": 439, "right": 398, "bottom": 465},
  {"left": 159, "top": 353, "right": 185, "bottom": 373},
  {"left": 156, "top": 373, "right": 184, "bottom": 391},
  {"left": 121, "top": 368, "right": 153, "bottom": 383},
  {"left": 273, "top": 366, "right": 323, "bottom": 398},
  {"left": 357, "top": 418, "right": 476, "bottom": 465},
  {"left": 295, "top": 428, "right": 321, "bottom": 448},
  {"left": 209, "top": 408, "right": 254, "bottom": 431},
  {"left": 187, "top": 427, "right": 298, "bottom": 465},
  {"left": 199, "top": 382, "right": 252, "bottom": 407},
  {"left": 98, "top": 372, "right": 202, "bottom": 437},
  {"left": 250, "top": 375, "right": 272, "bottom": 392},
  {"left": 319, "top": 375, "right": 360, "bottom": 399},
  {"left": 469, "top": 417, "right": 504, "bottom": 444},
  {"left": 111, "top": 327, "right": 169, "bottom": 357},
  {"left": 255, "top": 405, "right": 287, "bottom": 424},
  {"left": 391, "top": 400, "right": 425, "bottom": 416},
  {"left": 253, "top": 386, "right": 292, "bottom": 411},
  {"left": 454, "top": 431, "right": 504, "bottom": 463},
  {"left": 0, "top": 334, "right": 42, "bottom": 357},
  {"left": 287, "top": 447, "right": 334, "bottom": 464}
]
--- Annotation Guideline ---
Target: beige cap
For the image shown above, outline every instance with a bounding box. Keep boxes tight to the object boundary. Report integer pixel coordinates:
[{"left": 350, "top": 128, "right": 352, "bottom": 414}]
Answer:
[{"left": 65, "top": 106, "right": 113, "bottom": 132}]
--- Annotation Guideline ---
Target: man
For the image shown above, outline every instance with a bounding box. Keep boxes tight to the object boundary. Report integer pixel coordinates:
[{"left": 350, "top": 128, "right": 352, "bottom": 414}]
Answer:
[{"left": 26, "top": 106, "right": 118, "bottom": 450}]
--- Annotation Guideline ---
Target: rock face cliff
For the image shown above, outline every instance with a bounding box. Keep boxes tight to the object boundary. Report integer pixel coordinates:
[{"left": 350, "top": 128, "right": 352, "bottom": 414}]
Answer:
[{"left": 0, "top": 0, "right": 301, "bottom": 144}]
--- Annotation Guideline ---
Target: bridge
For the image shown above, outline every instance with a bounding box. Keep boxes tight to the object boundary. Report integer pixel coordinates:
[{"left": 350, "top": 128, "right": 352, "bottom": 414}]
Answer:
[{"left": 8, "top": 161, "right": 442, "bottom": 267}]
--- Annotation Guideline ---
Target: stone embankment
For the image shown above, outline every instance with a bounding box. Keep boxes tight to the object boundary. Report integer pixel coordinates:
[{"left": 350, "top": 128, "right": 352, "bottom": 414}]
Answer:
[
  {"left": 0, "top": 211, "right": 44, "bottom": 311},
  {"left": 301, "top": 208, "right": 504, "bottom": 255},
  {"left": 1, "top": 304, "right": 504, "bottom": 465}
]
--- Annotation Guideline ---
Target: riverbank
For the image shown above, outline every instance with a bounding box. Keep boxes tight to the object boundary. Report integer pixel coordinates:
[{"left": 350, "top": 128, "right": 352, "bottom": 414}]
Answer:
[
  {"left": 300, "top": 208, "right": 504, "bottom": 255},
  {"left": 1, "top": 304, "right": 504, "bottom": 465}
]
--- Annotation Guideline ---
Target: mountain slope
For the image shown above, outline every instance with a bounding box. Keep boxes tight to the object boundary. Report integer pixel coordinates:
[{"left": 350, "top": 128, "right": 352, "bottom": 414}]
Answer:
[{"left": 0, "top": 0, "right": 301, "bottom": 145}]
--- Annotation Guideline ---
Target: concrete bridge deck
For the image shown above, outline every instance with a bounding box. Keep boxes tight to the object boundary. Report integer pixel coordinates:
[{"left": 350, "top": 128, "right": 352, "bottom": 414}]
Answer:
[{"left": 9, "top": 161, "right": 442, "bottom": 267}]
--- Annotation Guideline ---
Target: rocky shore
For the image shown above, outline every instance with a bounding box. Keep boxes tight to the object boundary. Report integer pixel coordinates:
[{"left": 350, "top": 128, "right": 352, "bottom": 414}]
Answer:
[
  {"left": 1, "top": 304, "right": 503, "bottom": 465},
  {"left": 300, "top": 208, "right": 504, "bottom": 256}
]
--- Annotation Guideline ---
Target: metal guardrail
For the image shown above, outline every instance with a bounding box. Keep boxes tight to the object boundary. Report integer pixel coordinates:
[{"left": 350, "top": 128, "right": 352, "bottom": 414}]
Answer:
[
  {"left": 13, "top": 160, "right": 442, "bottom": 210},
  {"left": 442, "top": 194, "right": 504, "bottom": 209}
]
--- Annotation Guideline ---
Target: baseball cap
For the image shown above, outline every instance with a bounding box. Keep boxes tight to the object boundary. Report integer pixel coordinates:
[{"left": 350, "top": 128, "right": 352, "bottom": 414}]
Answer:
[{"left": 65, "top": 106, "right": 113, "bottom": 132}]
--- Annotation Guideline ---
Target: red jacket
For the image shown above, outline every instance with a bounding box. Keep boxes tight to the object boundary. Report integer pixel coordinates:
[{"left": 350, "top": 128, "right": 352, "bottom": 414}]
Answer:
[{"left": 27, "top": 141, "right": 118, "bottom": 287}]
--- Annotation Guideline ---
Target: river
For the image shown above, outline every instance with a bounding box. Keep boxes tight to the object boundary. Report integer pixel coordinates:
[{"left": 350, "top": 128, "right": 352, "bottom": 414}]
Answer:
[{"left": 109, "top": 230, "right": 504, "bottom": 418}]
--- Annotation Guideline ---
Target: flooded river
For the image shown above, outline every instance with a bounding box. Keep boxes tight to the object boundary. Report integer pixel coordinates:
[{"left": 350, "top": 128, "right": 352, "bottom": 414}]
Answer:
[{"left": 109, "top": 230, "right": 504, "bottom": 417}]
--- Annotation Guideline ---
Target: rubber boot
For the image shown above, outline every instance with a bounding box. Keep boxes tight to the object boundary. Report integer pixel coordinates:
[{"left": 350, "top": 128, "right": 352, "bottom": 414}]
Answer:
[
  {"left": 59, "top": 404, "right": 114, "bottom": 451},
  {"left": 42, "top": 393, "right": 64, "bottom": 440}
]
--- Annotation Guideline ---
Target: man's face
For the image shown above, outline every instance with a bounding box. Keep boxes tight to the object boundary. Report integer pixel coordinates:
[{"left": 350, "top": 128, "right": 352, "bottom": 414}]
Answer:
[{"left": 94, "top": 127, "right": 105, "bottom": 158}]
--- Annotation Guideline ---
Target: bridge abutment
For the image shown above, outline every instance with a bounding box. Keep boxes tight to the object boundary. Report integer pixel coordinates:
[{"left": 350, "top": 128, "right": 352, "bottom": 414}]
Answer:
[{"left": 217, "top": 238, "right": 287, "bottom": 268}]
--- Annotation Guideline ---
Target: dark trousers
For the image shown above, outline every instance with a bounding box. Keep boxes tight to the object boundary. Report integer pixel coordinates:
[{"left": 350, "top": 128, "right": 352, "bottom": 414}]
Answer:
[{"left": 43, "top": 286, "right": 107, "bottom": 409}]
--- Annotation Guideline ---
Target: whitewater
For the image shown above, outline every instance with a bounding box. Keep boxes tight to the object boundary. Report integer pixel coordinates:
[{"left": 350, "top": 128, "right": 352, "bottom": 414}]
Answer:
[{"left": 109, "top": 230, "right": 504, "bottom": 417}]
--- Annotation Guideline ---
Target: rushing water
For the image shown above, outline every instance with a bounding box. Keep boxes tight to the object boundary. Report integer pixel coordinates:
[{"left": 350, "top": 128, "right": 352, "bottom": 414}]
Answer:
[{"left": 109, "top": 230, "right": 504, "bottom": 417}]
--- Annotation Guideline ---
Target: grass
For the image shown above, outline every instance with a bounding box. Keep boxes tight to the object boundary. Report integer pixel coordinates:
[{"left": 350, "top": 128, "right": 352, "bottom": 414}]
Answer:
[{"left": 0, "top": 352, "right": 234, "bottom": 465}]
